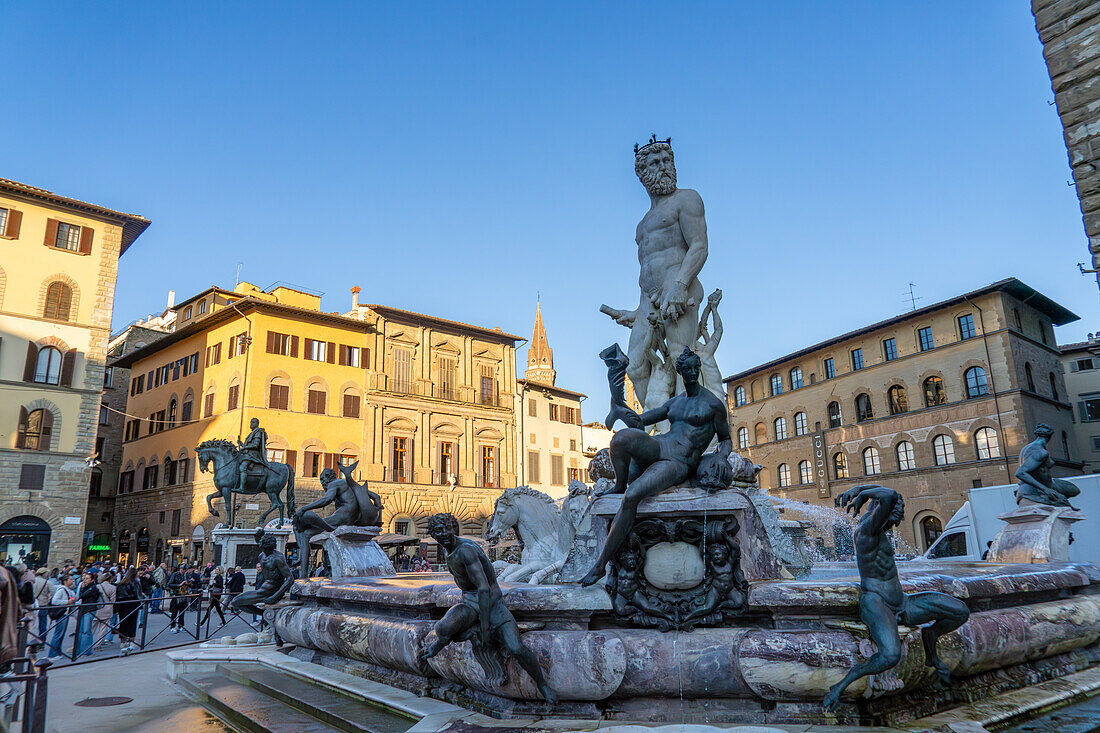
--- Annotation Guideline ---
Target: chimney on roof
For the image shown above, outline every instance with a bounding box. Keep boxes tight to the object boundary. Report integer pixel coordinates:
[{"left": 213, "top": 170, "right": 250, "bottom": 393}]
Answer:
[
  {"left": 166, "top": 290, "right": 176, "bottom": 309},
  {"left": 351, "top": 286, "right": 361, "bottom": 311}
]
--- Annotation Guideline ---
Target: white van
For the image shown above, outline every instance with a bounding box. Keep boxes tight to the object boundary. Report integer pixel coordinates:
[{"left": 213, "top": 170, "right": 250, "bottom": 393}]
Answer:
[{"left": 923, "top": 474, "right": 1100, "bottom": 563}]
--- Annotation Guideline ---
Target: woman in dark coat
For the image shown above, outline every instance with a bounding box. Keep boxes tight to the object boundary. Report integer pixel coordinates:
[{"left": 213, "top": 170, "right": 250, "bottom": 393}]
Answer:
[{"left": 115, "top": 568, "right": 142, "bottom": 655}]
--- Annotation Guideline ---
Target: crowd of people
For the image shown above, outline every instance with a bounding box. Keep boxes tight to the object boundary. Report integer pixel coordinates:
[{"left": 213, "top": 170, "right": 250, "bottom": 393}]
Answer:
[{"left": 4, "top": 559, "right": 256, "bottom": 660}]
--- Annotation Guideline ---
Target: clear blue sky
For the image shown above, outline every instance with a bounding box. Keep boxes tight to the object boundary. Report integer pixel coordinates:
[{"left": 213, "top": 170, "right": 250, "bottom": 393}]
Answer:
[{"left": 4, "top": 2, "right": 1096, "bottom": 421}]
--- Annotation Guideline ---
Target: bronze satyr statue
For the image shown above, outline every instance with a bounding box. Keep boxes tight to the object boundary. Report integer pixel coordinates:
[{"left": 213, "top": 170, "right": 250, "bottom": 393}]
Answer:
[
  {"left": 229, "top": 528, "right": 294, "bottom": 616},
  {"left": 823, "top": 485, "right": 970, "bottom": 712},
  {"left": 417, "top": 513, "right": 557, "bottom": 703},
  {"left": 292, "top": 460, "right": 383, "bottom": 571},
  {"left": 580, "top": 347, "right": 731, "bottom": 587},
  {"left": 1015, "top": 423, "right": 1081, "bottom": 509}
]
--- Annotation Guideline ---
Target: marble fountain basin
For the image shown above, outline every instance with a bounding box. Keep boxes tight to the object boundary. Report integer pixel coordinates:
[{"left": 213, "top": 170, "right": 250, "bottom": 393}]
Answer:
[{"left": 274, "top": 560, "right": 1100, "bottom": 725}]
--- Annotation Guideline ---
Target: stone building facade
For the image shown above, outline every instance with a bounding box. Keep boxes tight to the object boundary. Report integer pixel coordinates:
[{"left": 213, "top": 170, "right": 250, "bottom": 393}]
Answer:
[
  {"left": 0, "top": 178, "right": 149, "bottom": 565},
  {"left": 514, "top": 302, "right": 586, "bottom": 499},
  {"left": 111, "top": 282, "right": 520, "bottom": 566},
  {"left": 1060, "top": 335, "right": 1100, "bottom": 472},
  {"left": 85, "top": 309, "right": 176, "bottom": 562},
  {"left": 724, "top": 278, "right": 1081, "bottom": 551},
  {"left": 1032, "top": 0, "right": 1100, "bottom": 286}
]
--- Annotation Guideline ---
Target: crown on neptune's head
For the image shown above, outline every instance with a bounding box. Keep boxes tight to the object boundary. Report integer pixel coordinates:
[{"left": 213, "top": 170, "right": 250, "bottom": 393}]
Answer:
[{"left": 634, "top": 134, "right": 672, "bottom": 155}]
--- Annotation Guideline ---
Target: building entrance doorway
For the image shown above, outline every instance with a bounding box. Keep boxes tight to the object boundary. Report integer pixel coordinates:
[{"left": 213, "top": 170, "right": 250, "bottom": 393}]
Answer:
[{"left": 0, "top": 516, "right": 51, "bottom": 566}]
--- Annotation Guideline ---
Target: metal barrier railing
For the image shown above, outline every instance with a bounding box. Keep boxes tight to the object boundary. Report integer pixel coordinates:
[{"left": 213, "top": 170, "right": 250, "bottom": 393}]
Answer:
[{"left": 28, "top": 591, "right": 263, "bottom": 666}]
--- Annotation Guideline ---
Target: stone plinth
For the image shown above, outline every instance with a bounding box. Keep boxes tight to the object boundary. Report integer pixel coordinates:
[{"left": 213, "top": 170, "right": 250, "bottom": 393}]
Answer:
[
  {"left": 212, "top": 525, "right": 292, "bottom": 583},
  {"left": 590, "top": 487, "right": 783, "bottom": 582},
  {"left": 988, "top": 503, "right": 1085, "bottom": 564},
  {"left": 310, "top": 525, "right": 394, "bottom": 578}
]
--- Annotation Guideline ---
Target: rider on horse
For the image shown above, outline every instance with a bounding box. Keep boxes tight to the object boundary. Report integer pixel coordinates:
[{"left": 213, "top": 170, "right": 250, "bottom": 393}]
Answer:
[{"left": 237, "top": 417, "right": 269, "bottom": 492}]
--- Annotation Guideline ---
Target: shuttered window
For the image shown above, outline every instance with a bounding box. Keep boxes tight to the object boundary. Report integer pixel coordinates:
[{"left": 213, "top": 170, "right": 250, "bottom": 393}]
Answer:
[
  {"left": 528, "top": 450, "right": 540, "bottom": 483},
  {"left": 43, "top": 282, "right": 73, "bottom": 321},
  {"left": 551, "top": 454, "right": 564, "bottom": 486},
  {"left": 307, "top": 389, "right": 326, "bottom": 414},
  {"left": 203, "top": 392, "right": 215, "bottom": 418},
  {"left": 393, "top": 349, "right": 412, "bottom": 393},
  {"left": 0, "top": 207, "right": 21, "bottom": 238},
  {"left": 227, "top": 384, "right": 239, "bottom": 411},
  {"left": 269, "top": 383, "right": 289, "bottom": 410},
  {"left": 438, "top": 358, "right": 458, "bottom": 400},
  {"left": 479, "top": 366, "right": 496, "bottom": 406},
  {"left": 342, "top": 391, "right": 360, "bottom": 418},
  {"left": 266, "top": 332, "right": 296, "bottom": 357}
]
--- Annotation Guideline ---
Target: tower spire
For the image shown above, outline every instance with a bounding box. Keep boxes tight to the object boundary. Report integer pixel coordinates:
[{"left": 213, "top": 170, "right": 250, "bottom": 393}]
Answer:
[{"left": 526, "top": 299, "right": 556, "bottom": 385}]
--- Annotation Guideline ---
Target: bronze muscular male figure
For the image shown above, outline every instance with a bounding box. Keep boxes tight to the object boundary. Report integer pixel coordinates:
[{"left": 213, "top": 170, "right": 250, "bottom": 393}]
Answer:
[
  {"left": 237, "top": 417, "right": 269, "bottom": 494},
  {"left": 417, "top": 513, "right": 557, "bottom": 703},
  {"left": 580, "top": 348, "right": 731, "bottom": 587},
  {"left": 1015, "top": 423, "right": 1081, "bottom": 508},
  {"left": 823, "top": 485, "right": 970, "bottom": 711}
]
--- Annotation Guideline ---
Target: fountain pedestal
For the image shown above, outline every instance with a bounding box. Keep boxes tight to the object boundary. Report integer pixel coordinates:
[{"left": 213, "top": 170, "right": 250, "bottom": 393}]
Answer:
[
  {"left": 988, "top": 502, "right": 1085, "bottom": 563},
  {"left": 310, "top": 525, "right": 394, "bottom": 578}
]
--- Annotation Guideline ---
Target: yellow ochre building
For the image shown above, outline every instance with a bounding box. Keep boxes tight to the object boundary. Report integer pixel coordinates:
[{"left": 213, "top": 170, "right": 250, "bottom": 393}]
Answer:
[{"left": 111, "top": 282, "right": 520, "bottom": 566}]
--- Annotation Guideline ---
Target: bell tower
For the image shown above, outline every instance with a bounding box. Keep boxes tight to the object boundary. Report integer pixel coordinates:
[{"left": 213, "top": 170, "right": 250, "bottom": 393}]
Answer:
[{"left": 525, "top": 300, "right": 556, "bottom": 386}]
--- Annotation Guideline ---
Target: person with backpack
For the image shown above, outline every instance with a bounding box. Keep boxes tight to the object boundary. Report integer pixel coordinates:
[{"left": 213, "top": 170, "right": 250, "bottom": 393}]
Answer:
[
  {"left": 46, "top": 574, "right": 77, "bottom": 658},
  {"left": 92, "top": 571, "right": 116, "bottom": 650},
  {"left": 31, "top": 568, "right": 53, "bottom": 641}
]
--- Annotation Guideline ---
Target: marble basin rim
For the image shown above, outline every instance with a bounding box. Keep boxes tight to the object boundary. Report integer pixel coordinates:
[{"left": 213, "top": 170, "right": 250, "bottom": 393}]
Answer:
[{"left": 276, "top": 559, "right": 1100, "bottom": 719}]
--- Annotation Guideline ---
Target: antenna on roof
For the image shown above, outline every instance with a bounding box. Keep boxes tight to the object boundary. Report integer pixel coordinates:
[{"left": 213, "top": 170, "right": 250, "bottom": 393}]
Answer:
[
  {"left": 904, "top": 283, "right": 921, "bottom": 312},
  {"left": 235, "top": 262, "right": 243, "bottom": 287}
]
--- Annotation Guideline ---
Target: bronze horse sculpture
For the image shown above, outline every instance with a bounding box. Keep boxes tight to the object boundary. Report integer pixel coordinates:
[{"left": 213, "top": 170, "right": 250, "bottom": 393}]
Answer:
[{"left": 196, "top": 439, "right": 296, "bottom": 526}]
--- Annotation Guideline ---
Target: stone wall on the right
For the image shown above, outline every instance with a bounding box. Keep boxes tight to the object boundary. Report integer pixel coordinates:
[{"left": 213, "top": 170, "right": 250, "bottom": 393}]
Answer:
[{"left": 1033, "top": 0, "right": 1100, "bottom": 284}]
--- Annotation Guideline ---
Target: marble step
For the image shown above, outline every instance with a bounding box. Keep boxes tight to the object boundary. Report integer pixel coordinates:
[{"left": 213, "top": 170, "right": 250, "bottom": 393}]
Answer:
[
  {"left": 217, "top": 663, "right": 414, "bottom": 733},
  {"left": 177, "top": 671, "right": 336, "bottom": 733}
]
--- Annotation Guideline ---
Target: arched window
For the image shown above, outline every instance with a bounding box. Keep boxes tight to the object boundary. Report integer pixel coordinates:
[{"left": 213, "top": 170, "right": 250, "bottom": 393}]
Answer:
[
  {"left": 794, "top": 412, "right": 808, "bottom": 436},
  {"left": 34, "top": 346, "right": 63, "bottom": 385},
  {"left": 306, "top": 383, "right": 327, "bottom": 415},
  {"left": 827, "top": 401, "right": 842, "bottom": 428},
  {"left": 1062, "top": 431, "right": 1071, "bottom": 460},
  {"left": 342, "top": 388, "right": 361, "bottom": 418},
  {"left": 1024, "top": 362, "right": 1035, "bottom": 392},
  {"left": 920, "top": 516, "right": 943, "bottom": 552},
  {"left": 855, "top": 393, "right": 873, "bottom": 422},
  {"left": 789, "top": 367, "right": 803, "bottom": 390},
  {"left": 933, "top": 434, "right": 955, "bottom": 466},
  {"left": 733, "top": 386, "right": 746, "bottom": 407},
  {"left": 774, "top": 417, "right": 788, "bottom": 441},
  {"left": 833, "top": 452, "right": 848, "bottom": 479},
  {"left": 43, "top": 281, "right": 73, "bottom": 321},
  {"left": 167, "top": 399, "right": 178, "bottom": 429},
  {"left": 777, "top": 463, "right": 791, "bottom": 488},
  {"left": 268, "top": 377, "right": 290, "bottom": 410},
  {"left": 737, "top": 427, "right": 749, "bottom": 450},
  {"left": 1049, "top": 372, "right": 1059, "bottom": 400},
  {"left": 769, "top": 374, "right": 782, "bottom": 396},
  {"left": 862, "top": 447, "right": 881, "bottom": 475},
  {"left": 973, "top": 427, "right": 998, "bottom": 459},
  {"left": 754, "top": 423, "right": 767, "bottom": 445},
  {"left": 964, "top": 367, "right": 989, "bottom": 398},
  {"left": 798, "top": 460, "right": 812, "bottom": 484},
  {"left": 896, "top": 441, "right": 916, "bottom": 470},
  {"left": 923, "top": 376, "right": 947, "bottom": 407},
  {"left": 887, "top": 385, "right": 908, "bottom": 415},
  {"left": 17, "top": 408, "right": 53, "bottom": 450}
]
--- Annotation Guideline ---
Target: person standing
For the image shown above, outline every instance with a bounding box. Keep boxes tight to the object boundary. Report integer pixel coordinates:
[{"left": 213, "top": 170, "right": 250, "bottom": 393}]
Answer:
[
  {"left": 115, "top": 568, "right": 142, "bottom": 655},
  {"left": 198, "top": 567, "right": 226, "bottom": 627},
  {"left": 167, "top": 565, "right": 186, "bottom": 633},
  {"left": 92, "top": 571, "right": 117, "bottom": 650},
  {"left": 152, "top": 563, "right": 168, "bottom": 613},
  {"left": 31, "top": 568, "right": 52, "bottom": 642},
  {"left": 46, "top": 574, "right": 76, "bottom": 658},
  {"left": 75, "top": 573, "right": 100, "bottom": 658}
]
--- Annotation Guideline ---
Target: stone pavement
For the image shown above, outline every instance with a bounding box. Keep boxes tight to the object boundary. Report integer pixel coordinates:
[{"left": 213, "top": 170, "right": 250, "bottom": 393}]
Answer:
[{"left": 45, "top": 648, "right": 227, "bottom": 732}]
